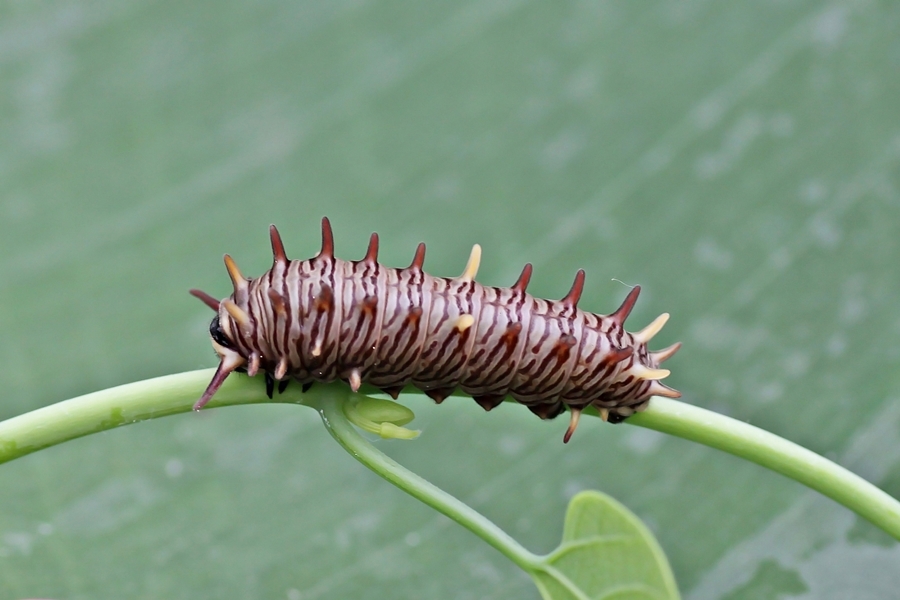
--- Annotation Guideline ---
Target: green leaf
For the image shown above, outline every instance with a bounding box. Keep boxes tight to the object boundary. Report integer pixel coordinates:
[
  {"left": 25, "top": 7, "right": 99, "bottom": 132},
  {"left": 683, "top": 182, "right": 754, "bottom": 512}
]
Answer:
[
  {"left": 343, "top": 396, "right": 420, "bottom": 439},
  {"left": 531, "top": 491, "right": 680, "bottom": 600},
  {"left": 315, "top": 394, "right": 679, "bottom": 599}
]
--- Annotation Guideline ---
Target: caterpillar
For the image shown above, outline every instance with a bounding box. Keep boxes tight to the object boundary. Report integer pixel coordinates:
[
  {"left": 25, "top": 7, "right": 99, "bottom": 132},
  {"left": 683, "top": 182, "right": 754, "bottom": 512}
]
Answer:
[{"left": 190, "top": 218, "right": 681, "bottom": 442}]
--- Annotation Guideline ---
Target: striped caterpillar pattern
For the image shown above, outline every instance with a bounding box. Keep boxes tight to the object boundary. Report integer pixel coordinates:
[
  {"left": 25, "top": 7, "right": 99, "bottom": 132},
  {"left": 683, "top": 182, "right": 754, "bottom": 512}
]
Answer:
[{"left": 190, "top": 218, "right": 681, "bottom": 442}]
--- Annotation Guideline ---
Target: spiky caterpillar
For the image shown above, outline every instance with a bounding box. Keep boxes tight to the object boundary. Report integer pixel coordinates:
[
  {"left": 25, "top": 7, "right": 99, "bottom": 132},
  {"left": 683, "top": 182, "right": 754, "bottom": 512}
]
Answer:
[{"left": 190, "top": 218, "right": 681, "bottom": 442}]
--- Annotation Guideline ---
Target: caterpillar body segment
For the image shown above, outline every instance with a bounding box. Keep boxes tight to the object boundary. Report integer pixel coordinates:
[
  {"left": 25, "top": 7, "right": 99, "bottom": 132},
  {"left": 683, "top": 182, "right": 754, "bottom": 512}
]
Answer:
[{"left": 191, "top": 218, "right": 681, "bottom": 441}]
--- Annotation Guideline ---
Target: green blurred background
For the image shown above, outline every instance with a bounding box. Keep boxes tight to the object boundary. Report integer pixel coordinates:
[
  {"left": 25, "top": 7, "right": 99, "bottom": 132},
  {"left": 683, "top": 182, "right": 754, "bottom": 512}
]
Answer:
[{"left": 2, "top": 1, "right": 900, "bottom": 598}]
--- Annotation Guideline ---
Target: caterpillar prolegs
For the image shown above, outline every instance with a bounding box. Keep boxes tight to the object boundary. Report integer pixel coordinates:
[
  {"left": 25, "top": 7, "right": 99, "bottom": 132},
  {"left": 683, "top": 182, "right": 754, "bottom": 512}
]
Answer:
[{"left": 190, "top": 218, "right": 681, "bottom": 442}]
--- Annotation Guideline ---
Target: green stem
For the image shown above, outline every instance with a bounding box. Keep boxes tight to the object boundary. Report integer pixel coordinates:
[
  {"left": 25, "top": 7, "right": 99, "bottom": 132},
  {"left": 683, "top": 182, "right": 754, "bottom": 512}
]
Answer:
[
  {"left": 624, "top": 398, "right": 900, "bottom": 541},
  {"left": 0, "top": 370, "right": 898, "bottom": 544},
  {"left": 0, "top": 369, "right": 310, "bottom": 464},
  {"left": 313, "top": 390, "right": 542, "bottom": 571}
]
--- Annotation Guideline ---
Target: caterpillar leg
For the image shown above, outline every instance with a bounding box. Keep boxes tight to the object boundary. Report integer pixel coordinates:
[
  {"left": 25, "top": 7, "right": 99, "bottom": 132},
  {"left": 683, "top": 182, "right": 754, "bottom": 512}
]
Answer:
[
  {"left": 263, "top": 374, "right": 290, "bottom": 396},
  {"left": 526, "top": 401, "right": 566, "bottom": 420},
  {"left": 265, "top": 372, "right": 276, "bottom": 399},
  {"left": 380, "top": 385, "right": 405, "bottom": 399},
  {"left": 606, "top": 412, "right": 629, "bottom": 424},
  {"left": 425, "top": 387, "right": 455, "bottom": 404},
  {"left": 472, "top": 394, "right": 506, "bottom": 411}
]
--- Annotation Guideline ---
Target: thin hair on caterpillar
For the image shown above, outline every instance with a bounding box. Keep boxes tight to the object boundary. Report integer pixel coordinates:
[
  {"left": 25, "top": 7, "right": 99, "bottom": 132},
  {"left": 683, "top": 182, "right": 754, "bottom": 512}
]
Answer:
[{"left": 190, "top": 218, "right": 681, "bottom": 442}]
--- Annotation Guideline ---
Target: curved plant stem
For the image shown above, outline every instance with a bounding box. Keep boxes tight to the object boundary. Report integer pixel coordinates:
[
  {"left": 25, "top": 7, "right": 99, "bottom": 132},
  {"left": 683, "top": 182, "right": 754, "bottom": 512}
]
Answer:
[
  {"left": 0, "top": 369, "right": 898, "bottom": 544},
  {"left": 624, "top": 398, "right": 900, "bottom": 541},
  {"left": 313, "top": 391, "right": 542, "bottom": 571},
  {"left": 0, "top": 369, "right": 309, "bottom": 464}
]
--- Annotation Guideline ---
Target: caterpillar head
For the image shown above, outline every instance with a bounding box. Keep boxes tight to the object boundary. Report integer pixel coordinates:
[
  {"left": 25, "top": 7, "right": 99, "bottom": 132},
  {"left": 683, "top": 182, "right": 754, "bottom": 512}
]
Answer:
[
  {"left": 187, "top": 224, "right": 300, "bottom": 411},
  {"left": 189, "top": 287, "right": 247, "bottom": 411},
  {"left": 208, "top": 313, "right": 247, "bottom": 372}
]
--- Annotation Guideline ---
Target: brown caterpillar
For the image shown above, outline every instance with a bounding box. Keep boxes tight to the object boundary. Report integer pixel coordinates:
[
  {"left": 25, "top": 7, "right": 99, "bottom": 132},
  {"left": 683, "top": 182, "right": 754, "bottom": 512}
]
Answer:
[{"left": 190, "top": 218, "right": 681, "bottom": 442}]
